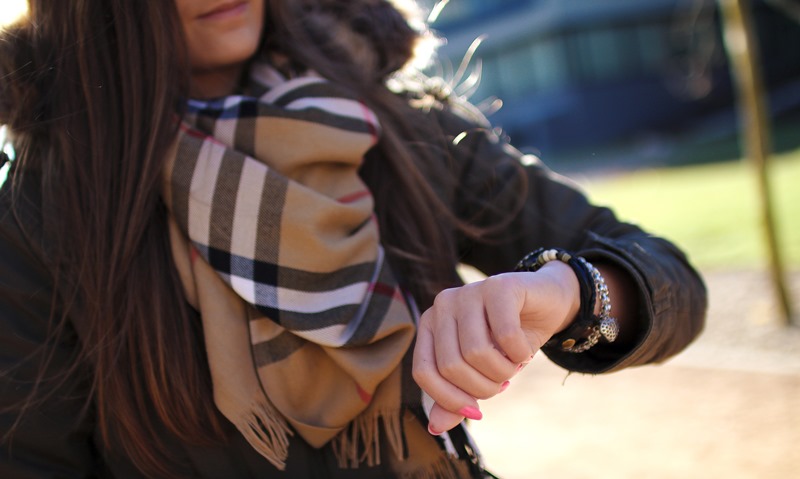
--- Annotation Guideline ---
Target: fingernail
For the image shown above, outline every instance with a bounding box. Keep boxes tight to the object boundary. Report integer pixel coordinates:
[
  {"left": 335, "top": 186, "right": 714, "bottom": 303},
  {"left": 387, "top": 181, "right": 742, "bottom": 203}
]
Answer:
[
  {"left": 500, "top": 380, "right": 511, "bottom": 393},
  {"left": 517, "top": 355, "right": 534, "bottom": 372},
  {"left": 428, "top": 424, "right": 442, "bottom": 436},
  {"left": 458, "top": 406, "right": 483, "bottom": 421}
]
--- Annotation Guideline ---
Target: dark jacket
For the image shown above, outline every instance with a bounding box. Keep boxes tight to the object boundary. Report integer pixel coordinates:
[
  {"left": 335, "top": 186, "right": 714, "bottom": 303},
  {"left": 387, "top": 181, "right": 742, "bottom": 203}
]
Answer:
[{"left": 0, "top": 105, "right": 707, "bottom": 478}]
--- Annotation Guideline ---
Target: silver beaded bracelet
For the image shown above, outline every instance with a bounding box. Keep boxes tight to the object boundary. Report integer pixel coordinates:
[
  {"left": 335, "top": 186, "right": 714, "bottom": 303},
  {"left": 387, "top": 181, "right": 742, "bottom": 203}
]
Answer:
[{"left": 571, "top": 256, "right": 619, "bottom": 352}]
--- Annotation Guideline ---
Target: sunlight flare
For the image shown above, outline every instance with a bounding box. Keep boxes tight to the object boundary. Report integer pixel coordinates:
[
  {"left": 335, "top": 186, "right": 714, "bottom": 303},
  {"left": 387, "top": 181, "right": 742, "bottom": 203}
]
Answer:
[{"left": 0, "top": 0, "right": 27, "bottom": 27}]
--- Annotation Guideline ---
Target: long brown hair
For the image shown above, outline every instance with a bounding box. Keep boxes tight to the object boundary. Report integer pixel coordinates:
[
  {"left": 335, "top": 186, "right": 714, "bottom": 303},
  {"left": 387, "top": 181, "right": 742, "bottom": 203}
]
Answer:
[
  {"left": 1, "top": 1, "right": 223, "bottom": 476},
  {"left": 0, "top": 0, "right": 508, "bottom": 476}
]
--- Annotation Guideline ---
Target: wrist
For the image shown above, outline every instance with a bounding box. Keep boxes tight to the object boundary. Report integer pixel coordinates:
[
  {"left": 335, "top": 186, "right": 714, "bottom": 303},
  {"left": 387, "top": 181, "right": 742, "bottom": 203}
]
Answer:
[
  {"left": 538, "top": 260, "right": 581, "bottom": 334},
  {"left": 515, "top": 248, "right": 619, "bottom": 353}
]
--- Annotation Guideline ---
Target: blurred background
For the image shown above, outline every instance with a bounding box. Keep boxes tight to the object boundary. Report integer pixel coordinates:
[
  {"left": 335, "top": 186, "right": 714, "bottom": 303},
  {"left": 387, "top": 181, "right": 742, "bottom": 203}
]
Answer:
[
  {"left": 2, "top": 1, "right": 799, "bottom": 477},
  {"left": 429, "top": 0, "right": 800, "bottom": 169}
]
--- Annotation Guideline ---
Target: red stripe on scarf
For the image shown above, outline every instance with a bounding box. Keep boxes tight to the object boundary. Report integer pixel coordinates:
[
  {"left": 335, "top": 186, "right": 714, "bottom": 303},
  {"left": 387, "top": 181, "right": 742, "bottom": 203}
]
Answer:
[
  {"left": 370, "top": 282, "right": 404, "bottom": 302},
  {"left": 337, "top": 190, "right": 372, "bottom": 204},
  {"left": 190, "top": 246, "right": 200, "bottom": 264},
  {"left": 359, "top": 102, "right": 379, "bottom": 145},
  {"left": 180, "top": 124, "right": 226, "bottom": 147},
  {"left": 356, "top": 384, "right": 373, "bottom": 404}
]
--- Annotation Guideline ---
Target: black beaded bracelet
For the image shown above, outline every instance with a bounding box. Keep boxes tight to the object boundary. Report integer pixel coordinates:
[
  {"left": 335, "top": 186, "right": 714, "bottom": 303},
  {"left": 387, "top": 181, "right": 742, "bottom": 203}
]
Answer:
[{"left": 514, "top": 248, "right": 619, "bottom": 353}]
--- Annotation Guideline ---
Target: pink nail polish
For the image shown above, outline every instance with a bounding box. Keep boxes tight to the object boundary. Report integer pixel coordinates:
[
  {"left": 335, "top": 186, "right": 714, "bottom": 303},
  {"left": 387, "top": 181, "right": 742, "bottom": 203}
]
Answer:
[
  {"left": 458, "top": 406, "right": 483, "bottom": 421},
  {"left": 428, "top": 424, "right": 442, "bottom": 436},
  {"left": 500, "top": 381, "right": 511, "bottom": 393}
]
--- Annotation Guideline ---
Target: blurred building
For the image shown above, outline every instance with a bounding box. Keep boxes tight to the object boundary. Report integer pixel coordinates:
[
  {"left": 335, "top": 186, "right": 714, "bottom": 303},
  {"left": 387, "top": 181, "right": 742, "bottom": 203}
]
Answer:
[{"left": 429, "top": 0, "right": 800, "bottom": 163}]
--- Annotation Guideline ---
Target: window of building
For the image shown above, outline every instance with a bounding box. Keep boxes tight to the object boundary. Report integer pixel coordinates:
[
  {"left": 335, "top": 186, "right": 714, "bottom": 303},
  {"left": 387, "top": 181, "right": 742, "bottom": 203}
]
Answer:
[
  {"left": 490, "top": 36, "right": 569, "bottom": 99},
  {"left": 529, "top": 37, "right": 569, "bottom": 92},
  {"left": 637, "top": 23, "right": 669, "bottom": 72}
]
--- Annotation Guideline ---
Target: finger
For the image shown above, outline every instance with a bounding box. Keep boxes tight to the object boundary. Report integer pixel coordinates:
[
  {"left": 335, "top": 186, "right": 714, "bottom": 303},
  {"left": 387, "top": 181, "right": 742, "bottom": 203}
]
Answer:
[
  {"left": 427, "top": 402, "right": 468, "bottom": 436},
  {"left": 432, "top": 307, "right": 504, "bottom": 400},
  {"left": 412, "top": 318, "right": 482, "bottom": 415},
  {"left": 483, "top": 275, "right": 534, "bottom": 363},
  {"left": 456, "top": 299, "right": 518, "bottom": 383},
  {"left": 457, "top": 292, "right": 517, "bottom": 383}
]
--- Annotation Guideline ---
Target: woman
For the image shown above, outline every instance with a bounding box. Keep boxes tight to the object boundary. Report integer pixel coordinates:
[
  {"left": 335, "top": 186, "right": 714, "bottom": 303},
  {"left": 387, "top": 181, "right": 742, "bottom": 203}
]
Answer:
[{"left": 0, "top": 0, "right": 706, "bottom": 477}]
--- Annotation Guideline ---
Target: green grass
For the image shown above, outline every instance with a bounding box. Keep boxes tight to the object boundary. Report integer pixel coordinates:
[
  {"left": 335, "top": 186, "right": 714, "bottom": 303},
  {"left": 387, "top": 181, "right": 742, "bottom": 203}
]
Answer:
[{"left": 577, "top": 149, "right": 800, "bottom": 271}]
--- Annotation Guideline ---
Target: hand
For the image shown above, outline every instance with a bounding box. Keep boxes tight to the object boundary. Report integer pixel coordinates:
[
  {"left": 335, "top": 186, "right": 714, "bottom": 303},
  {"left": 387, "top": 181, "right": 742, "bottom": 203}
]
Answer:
[{"left": 412, "top": 261, "right": 580, "bottom": 435}]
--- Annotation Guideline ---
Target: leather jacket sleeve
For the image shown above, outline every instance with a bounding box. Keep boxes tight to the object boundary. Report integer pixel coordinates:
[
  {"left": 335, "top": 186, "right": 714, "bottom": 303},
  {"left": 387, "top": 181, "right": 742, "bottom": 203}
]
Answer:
[
  {"left": 432, "top": 102, "right": 707, "bottom": 374},
  {"left": 0, "top": 183, "right": 98, "bottom": 479}
]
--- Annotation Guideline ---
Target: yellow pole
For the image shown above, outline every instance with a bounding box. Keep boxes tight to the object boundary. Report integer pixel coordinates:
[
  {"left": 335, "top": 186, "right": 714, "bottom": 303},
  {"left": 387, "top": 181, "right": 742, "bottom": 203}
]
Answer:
[{"left": 719, "top": 0, "right": 794, "bottom": 325}]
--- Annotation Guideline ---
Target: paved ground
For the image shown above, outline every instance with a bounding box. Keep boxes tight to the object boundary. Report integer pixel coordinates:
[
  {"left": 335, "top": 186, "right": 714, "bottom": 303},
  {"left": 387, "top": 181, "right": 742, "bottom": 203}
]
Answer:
[{"left": 468, "top": 269, "right": 800, "bottom": 479}]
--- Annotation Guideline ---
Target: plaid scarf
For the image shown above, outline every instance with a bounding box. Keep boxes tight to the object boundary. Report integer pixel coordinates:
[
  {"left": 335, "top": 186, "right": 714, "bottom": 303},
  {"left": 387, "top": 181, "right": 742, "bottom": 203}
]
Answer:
[{"left": 163, "top": 61, "right": 475, "bottom": 477}]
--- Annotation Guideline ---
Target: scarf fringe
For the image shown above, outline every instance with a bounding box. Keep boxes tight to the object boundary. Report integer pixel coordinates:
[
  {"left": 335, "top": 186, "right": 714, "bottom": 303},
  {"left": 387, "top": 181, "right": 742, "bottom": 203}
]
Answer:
[
  {"left": 233, "top": 399, "right": 294, "bottom": 470},
  {"left": 400, "top": 453, "right": 473, "bottom": 479},
  {"left": 332, "top": 409, "right": 404, "bottom": 469}
]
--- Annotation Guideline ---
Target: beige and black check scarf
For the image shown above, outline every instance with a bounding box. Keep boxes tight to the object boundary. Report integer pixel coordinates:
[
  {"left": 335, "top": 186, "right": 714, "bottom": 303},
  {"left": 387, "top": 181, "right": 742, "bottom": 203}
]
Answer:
[{"left": 162, "top": 61, "right": 475, "bottom": 477}]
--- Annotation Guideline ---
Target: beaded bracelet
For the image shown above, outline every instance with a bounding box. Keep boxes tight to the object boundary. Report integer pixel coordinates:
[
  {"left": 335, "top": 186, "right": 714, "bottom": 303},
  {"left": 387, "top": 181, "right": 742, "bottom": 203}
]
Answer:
[{"left": 514, "top": 248, "right": 619, "bottom": 353}]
